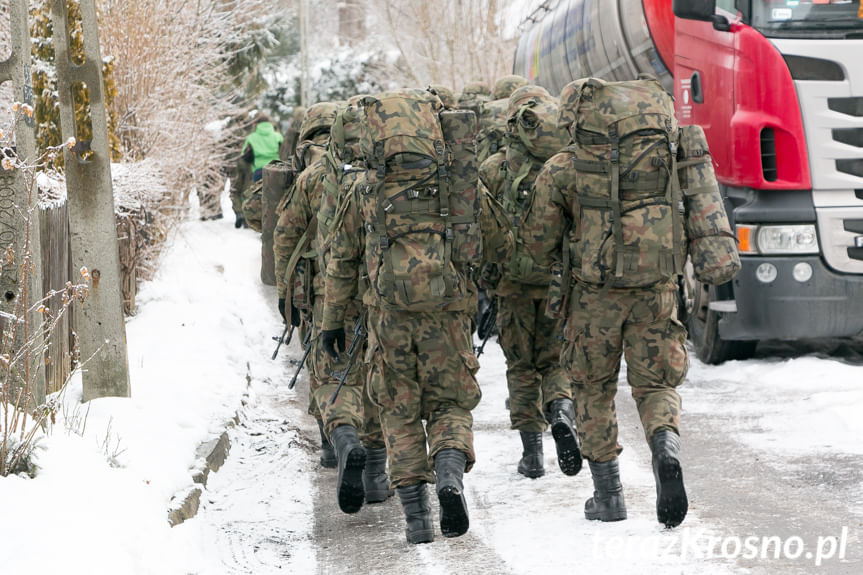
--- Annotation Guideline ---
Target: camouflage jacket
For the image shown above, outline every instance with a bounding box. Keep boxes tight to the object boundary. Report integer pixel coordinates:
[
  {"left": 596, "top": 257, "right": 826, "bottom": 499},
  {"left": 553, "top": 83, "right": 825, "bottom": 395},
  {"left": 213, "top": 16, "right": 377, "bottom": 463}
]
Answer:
[
  {"left": 273, "top": 158, "right": 328, "bottom": 300},
  {"left": 479, "top": 151, "right": 547, "bottom": 299},
  {"left": 321, "top": 184, "right": 475, "bottom": 331}
]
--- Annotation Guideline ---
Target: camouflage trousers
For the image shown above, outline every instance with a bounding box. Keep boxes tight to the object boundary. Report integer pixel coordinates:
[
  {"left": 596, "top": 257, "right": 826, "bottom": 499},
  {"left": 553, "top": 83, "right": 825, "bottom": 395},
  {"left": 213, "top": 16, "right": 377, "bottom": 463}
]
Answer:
[
  {"left": 561, "top": 282, "right": 688, "bottom": 463},
  {"left": 309, "top": 301, "right": 384, "bottom": 448},
  {"left": 366, "top": 308, "right": 481, "bottom": 488},
  {"left": 498, "top": 294, "right": 571, "bottom": 433}
]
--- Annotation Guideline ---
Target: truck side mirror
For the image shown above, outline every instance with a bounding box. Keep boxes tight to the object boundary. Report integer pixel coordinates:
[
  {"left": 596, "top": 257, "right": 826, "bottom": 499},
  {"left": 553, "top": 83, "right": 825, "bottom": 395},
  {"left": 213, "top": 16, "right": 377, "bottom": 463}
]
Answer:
[{"left": 672, "top": 0, "right": 716, "bottom": 21}]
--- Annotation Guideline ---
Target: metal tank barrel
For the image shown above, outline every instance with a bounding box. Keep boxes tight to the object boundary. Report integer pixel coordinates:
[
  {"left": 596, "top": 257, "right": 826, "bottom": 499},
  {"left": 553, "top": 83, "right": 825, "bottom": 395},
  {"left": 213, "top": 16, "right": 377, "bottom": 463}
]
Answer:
[{"left": 513, "top": 0, "right": 674, "bottom": 96}]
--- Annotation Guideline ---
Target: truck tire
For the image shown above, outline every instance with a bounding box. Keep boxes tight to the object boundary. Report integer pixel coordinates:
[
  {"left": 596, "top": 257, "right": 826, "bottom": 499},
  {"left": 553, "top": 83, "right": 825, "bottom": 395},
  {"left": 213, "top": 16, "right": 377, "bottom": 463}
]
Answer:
[{"left": 683, "top": 265, "right": 757, "bottom": 365}]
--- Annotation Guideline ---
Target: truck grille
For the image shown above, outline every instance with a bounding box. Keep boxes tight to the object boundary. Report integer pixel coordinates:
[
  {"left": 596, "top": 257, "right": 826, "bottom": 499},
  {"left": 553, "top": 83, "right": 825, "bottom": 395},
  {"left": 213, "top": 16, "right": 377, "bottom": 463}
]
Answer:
[
  {"left": 760, "top": 128, "right": 778, "bottom": 182},
  {"left": 828, "top": 97, "right": 863, "bottom": 117}
]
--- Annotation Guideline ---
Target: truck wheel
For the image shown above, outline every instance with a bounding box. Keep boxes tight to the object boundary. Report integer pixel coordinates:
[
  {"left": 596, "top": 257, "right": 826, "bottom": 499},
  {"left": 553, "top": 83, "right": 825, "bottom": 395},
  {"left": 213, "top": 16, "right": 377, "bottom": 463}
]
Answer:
[{"left": 684, "top": 266, "right": 757, "bottom": 364}]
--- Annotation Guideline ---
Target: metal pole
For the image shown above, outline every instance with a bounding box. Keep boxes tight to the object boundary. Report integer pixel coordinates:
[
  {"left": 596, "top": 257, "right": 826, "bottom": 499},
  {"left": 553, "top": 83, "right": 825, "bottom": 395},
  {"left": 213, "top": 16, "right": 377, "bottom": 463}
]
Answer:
[{"left": 299, "top": 0, "right": 310, "bottom": 107}]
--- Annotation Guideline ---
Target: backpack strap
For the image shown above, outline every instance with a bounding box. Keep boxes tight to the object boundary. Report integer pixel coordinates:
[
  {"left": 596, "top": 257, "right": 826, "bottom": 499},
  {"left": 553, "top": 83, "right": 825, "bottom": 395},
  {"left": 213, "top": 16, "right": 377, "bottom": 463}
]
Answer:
[
  {"left": 608, "top": 123, "right": 625, "bottom": 279},
  {"left": 434, "top": 138, "right": 456, "bottom": 297},
  {"left": 284, "top": 213, "right": 319, "bottom": 301},
  {"left": 668, "top": 133, "right": 685, "bottom": 277}
]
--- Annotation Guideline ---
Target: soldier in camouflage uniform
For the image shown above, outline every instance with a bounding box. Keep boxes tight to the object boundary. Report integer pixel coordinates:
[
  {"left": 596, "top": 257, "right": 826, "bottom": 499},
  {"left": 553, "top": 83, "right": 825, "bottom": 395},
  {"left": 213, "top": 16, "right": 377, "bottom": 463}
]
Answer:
[
  {"left": 273, "top": 101, "right": 340, "bottom": 470},
  {"left": 519, "top": 78, "right": 689, "bottom": 528},
  {"left": 316, "top": 96, "right": 393, "bottom": 507},
  {"left": 478, "top": 85, "right": 578, "bottom": 480},
  {"left": 229, "top": 151, "right": 251, "bottom": 228},
  {"left": 457, "top": 80, "right": 491, "bottom": 117},
  {"left": 321, "top": 89, "right": 481, "bottom": 544}
]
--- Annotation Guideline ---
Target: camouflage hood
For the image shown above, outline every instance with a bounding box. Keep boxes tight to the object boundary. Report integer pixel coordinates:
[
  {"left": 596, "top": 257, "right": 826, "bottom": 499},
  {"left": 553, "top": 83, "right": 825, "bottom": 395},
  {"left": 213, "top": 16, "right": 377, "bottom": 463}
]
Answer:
[
  {"left": 506, "top": 84, "right": 569, "bottom": 162},
  {"left": 298, "top": 101, "right": 340, "bottom": 144},
  {"left": 295, "top": 101, "right": 339, "bottom": 171}
]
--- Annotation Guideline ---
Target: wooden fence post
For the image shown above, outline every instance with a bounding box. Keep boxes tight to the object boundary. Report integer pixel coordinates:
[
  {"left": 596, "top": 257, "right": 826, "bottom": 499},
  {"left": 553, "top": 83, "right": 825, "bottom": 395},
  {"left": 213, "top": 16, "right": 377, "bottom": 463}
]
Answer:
[{"left": 0, "top": 0, "right": 47, "bottom": 408}]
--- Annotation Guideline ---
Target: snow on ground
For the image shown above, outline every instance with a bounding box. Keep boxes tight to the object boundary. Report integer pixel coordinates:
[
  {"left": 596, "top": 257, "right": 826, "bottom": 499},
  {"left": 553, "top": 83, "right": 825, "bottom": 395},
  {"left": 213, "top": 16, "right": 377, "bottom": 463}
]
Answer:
[
  {"left": 0, "top": 191, "right": 307, "bottom": 574},
  {"left": 685, "top": 355, "right": 863, "bottom": 456},
  {"left": 2, "top": 186, "right": 862, "bottom": 574}
]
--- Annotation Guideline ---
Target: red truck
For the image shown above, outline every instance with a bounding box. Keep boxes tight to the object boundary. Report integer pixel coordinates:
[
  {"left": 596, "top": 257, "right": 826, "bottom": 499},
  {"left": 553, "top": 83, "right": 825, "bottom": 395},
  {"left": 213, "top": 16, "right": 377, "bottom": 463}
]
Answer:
[{"left": 514, "top": 0, "right": 863, "bottom": 363}]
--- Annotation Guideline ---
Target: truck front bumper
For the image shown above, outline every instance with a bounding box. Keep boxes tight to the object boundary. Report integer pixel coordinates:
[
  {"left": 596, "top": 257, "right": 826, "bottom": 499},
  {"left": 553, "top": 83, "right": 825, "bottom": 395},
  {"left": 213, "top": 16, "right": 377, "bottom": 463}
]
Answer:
[{"left": 718, "top": 255, "right": 863, "bottom": 340}]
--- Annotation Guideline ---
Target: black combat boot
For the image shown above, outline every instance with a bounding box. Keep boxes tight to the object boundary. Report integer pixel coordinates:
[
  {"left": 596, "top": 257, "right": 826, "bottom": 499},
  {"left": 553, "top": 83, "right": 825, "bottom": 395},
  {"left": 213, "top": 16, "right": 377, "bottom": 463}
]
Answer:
[
  {"left": 584, "top": 458, "right": 627, "bottom": 522},
  {"left": 329, "top": 425, "right": 366, "bottom": 514},
  {"left": 547, "top": 398, "right": 582, "bottom": 476},
  {"left": 650, "top": 430, "right": 688, "bottom": 528},
  {"left": 363, "top": 447, "right": 394, "bottom": 504},
  {"left": 517, "top": 431, "right": 545, "bottom": 478},
  {"left": 434, "top": 448, "right": 470, "bottom": 537},
  {"left": 317, "top": 419, "right": 337, "bottom": 468},
  {"left": 397, "top": 483, "right": 434, "bottom": 544}
]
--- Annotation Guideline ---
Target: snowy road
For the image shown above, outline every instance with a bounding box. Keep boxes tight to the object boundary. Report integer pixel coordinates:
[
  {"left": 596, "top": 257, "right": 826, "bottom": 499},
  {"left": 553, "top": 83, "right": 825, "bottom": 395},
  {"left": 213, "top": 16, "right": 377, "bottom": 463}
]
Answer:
[
  {"left": 202, "top": 331, "right": 863, "bottom": 573},
  {"left": 186, "top": 213, "right": 861, "bottom": 574}
]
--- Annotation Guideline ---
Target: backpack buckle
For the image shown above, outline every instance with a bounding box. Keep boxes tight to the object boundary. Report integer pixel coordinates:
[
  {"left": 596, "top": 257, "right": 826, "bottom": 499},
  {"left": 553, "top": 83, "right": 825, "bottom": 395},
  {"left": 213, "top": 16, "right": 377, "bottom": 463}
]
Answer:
[
  {"left": 446, "top": 227, "right": 454, "bottom": 241},
  {"left": 379, "top": 235, "right": 389, "bottom": 249},
  {"left": 610, "top": 149, "right": 619, "bottom": 163},
  {"left": 440, "top": 208, "right": 450, "bottom": 217}
]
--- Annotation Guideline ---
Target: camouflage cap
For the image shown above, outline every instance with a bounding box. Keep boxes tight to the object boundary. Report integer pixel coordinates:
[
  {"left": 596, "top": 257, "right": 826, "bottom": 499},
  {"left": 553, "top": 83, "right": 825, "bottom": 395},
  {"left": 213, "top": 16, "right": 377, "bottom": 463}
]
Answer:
[
  {"left": 298, "top": 101, "right": 340, "bottom": 143},
  {"left": 492, "top": 74, "right": 529, "bottom": 100},
  {"left": 427, "top": 85, "right": 457, "bottom": 109}
]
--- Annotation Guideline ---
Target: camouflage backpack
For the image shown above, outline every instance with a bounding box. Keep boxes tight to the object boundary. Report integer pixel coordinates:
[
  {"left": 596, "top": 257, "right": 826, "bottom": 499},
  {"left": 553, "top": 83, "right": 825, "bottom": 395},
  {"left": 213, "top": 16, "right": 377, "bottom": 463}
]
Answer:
[
  {"left": 359, "top": 88, "right": 480, "bottom": 312},
  {"left": 498, "top": 85, "right": 570, "bottom": 286},
  {"left": 558, "top": 76, "right": 687, "bottom": 288},
  {"left": 319, "top": 96, "right": 367, "bottom": 277},
  {"left": 677, "top": 125, "right": 740, "bottom": 285},
  {"left": 261, "top": 160, "right": 297, "bottom": 284}
]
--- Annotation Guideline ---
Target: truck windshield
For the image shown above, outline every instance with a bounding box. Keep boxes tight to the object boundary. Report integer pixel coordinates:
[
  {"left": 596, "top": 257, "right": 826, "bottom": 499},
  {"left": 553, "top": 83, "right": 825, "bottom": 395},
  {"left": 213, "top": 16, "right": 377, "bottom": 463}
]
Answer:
[{"left": 751, "top": 0, "right": 863, "bottom": 34}]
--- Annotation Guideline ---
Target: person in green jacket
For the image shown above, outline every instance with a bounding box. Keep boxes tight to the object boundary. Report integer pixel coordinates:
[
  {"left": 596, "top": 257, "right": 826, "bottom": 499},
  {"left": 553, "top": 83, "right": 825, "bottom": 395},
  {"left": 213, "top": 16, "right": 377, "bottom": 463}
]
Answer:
[{"left": 242, "top": 114, "right": 284, "bottom": 183}]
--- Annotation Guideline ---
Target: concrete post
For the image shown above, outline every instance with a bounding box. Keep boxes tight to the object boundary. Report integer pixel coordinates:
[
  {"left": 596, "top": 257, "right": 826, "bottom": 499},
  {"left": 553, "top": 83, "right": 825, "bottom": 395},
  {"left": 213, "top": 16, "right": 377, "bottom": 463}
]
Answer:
[
  {"left": 0, "top": 0, "right": 47, "bottom": 408},
  {"left": 50, "top": 0, "right": 130, "bottom": 401}
]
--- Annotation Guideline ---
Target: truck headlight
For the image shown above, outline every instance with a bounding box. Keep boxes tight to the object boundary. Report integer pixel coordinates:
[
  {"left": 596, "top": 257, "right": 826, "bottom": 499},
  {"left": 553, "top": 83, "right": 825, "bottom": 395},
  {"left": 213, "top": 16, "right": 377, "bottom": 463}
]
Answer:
[
  {"left": 756, "top": 225, "right": 819, "bottom": 255},
  {"left": 736, "top": 224, "right": 820, "bottom": 255}
]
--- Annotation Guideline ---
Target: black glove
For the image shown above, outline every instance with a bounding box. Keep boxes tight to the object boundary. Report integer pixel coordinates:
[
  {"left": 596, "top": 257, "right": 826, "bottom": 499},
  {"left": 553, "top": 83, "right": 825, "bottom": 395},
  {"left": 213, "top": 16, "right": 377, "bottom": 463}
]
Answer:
[
  {"left": 290, "top": 303, "right": 301, "bottom": 327},
  {"left": 321, "top": 328, "right": 346, "bottom": 359},
  {"left": 278, "top": 298, "right": 286, "bottom": 321},
  {"left": 234, "top": 213, "right": 245, "bottom": 229}
]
